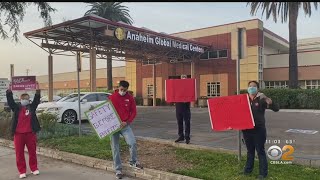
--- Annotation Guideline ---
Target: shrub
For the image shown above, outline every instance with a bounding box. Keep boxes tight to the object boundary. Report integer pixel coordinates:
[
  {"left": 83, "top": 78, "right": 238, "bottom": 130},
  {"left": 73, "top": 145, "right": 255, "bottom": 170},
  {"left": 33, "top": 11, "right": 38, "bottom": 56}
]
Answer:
[
  {"left": 0, "top": 110, "right": 12, "bottom": 140},
  {"left": 37, "top": 112, "right": 78, "bottom": 140},
  {"left": 238, "top": 89, "right": 320, "bottom": 109}
]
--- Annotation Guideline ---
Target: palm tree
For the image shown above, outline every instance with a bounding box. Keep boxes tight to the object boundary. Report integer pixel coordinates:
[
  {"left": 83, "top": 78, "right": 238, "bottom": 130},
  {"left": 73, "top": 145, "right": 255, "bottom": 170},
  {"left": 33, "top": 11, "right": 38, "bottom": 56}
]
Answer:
[
  {"left": 247, "top": 2, "right": 319, "bottom": 89},
  {"left": 85, "top": 2, "right": 133, "bottom": 90},
  {"left": 0, "top": 2, "right": 56, "bottom": 42}
]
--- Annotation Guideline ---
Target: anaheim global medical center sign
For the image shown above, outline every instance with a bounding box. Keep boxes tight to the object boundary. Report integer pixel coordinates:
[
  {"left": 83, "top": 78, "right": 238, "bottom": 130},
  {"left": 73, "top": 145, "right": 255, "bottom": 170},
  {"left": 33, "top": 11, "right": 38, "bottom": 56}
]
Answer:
[{"left": 114, "top": 27, "right": 205, "bottom": 53}]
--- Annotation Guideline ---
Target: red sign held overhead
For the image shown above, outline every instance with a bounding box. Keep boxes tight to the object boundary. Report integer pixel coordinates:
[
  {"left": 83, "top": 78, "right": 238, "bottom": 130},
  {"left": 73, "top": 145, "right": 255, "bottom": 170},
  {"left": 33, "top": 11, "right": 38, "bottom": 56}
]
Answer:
[
  {"left": 207, "top": 94, "right": 255, "bottom": 131},
  {"left": 11, "top": 76, "right": 37, "bottom": 91},
  {"left": 165, "top": 78, "right": 197, "bottom": 103}
]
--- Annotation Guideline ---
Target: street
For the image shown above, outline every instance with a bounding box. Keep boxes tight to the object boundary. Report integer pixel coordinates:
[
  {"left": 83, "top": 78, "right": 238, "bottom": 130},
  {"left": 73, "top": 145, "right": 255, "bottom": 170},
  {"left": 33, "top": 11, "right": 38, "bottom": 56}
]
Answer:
[
  {"left": 0, "top": 146, "right": 137, "bottom": 180},
  {"left": 79, "top": 107, "right": 320, "bottom": 158}
]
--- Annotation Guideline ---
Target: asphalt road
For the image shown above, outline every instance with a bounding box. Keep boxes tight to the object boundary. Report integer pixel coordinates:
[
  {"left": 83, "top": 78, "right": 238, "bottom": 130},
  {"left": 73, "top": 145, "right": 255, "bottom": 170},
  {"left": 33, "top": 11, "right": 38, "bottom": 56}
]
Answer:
[{"left": 79, "top": 107, "right": 320, "bottom": 158}]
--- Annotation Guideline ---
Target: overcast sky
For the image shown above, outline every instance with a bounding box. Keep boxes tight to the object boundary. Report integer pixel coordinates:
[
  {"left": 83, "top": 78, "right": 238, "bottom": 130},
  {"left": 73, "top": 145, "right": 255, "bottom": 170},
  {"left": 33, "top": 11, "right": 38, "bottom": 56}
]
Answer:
[{"left": 1, "top": 2, "right": 320, "bottom": 79}]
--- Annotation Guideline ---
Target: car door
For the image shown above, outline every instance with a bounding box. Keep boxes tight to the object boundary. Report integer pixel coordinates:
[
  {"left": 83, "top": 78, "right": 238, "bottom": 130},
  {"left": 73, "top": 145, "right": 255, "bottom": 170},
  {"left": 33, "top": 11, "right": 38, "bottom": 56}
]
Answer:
[
  {"left": 97, "top": 93, "right": 109, "bottom": 103},
  {"left": 80, "top": 94, "right": 98, "bottom": 119}
]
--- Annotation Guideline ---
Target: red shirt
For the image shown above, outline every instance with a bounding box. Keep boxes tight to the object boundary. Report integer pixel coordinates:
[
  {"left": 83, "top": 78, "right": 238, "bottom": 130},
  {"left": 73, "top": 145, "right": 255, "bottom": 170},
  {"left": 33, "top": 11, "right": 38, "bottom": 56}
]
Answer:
[
  {"left": 109, "top": 90, "right": 137, "bottom": 123},
  {"left": 16, "top": 106, "right": 32, "bottom": 133}
]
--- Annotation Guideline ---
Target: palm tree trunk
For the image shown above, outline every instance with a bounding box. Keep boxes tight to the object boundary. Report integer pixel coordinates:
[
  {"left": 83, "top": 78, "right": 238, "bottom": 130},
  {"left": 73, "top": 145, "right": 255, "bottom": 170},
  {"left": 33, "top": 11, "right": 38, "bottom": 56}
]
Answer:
[
  {"left": 107, "top": 56, "right": 113, "bottom": 90},
  {"left": 288, "top": 3, "right": 299, "bottom": 88}
]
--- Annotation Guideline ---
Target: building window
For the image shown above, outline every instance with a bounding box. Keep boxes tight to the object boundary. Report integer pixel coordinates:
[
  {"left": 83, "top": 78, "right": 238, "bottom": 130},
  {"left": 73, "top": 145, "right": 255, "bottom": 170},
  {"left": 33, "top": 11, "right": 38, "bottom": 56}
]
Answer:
[
  {"left": 142, "top": 60, "right": 161, "bottom": 66},
  {"left": 258, "top": 46, "right": 264, "bottom": 88},
  {"left": 200, "top": 49, "right": 228, "bottom": 60},
  {"left": 305, "top": 80, "right": 320, "bottom": 89},
  {"left": 207, "top": 82, "right": 220, "bottom": 97},
  {"left": 265, "top": 81, "right": 288, "bottom": 89},
  {"left": 147, "top": 84, "right": 154, "bottom": 97}
]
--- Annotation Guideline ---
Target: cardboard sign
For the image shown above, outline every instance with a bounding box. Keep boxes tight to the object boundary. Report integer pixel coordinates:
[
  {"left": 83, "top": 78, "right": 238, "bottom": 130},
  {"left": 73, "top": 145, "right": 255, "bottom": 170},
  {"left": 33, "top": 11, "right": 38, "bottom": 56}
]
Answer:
[
  {"left": 85, "top": 101, "right": 122, "bottom": 139},
  {"left": 11, "top": 76, "right": 37, "bottom": 91},
  {"left": 165, "top": 78, "right": 197, "bottom": 102},
  {"left": 0, "top": 79, "right": 10, "bottom": 102},
  {"left": 207, "top": 94, "right": 255, "bottom": 131}
]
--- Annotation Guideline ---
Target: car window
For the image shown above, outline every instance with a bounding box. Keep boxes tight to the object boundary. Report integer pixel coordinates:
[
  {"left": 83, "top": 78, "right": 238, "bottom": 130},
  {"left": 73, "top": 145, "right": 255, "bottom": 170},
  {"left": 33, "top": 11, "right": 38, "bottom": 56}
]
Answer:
[
  {"left": 59, "top": 94, "right": 85, "bottom": 102},
  {"left": 97, "top": 94, "right": 108, "bottom": 101},
  {"left": 83, "top": 94, "right": 97, "bottom": 102}
]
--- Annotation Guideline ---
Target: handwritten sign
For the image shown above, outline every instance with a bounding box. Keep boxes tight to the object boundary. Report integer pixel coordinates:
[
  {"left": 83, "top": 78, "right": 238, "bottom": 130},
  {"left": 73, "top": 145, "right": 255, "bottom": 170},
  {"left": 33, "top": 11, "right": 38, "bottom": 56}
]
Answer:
[
  {"left": 11, "top": 76, "right": 37, "bottom": 91},
  {"left": 85, "top": 101, "right": 122, "bottom": 139},
  {"left": 0, "top": 79, "right": 10, "bottom": 102}
]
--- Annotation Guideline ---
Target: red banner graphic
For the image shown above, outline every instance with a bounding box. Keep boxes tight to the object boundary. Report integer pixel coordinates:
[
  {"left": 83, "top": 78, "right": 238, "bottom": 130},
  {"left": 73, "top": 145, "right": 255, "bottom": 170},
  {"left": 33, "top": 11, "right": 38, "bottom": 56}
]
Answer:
[
  {"left": 165, "top": 78, "right": 197, "bottom": 102},
  {"left": 207, "top": 94, "right": 255, "bottom": 131}
]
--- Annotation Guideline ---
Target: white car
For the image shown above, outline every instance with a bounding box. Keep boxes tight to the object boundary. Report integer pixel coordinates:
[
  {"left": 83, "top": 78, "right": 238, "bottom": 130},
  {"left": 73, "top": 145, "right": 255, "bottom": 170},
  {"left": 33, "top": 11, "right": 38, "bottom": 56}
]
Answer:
[
  {"left": 36, "top": 92, "right": 111, "bottom": 124},
  {"left": 40, "top": 95, "right": 62, "bottom": 103}
]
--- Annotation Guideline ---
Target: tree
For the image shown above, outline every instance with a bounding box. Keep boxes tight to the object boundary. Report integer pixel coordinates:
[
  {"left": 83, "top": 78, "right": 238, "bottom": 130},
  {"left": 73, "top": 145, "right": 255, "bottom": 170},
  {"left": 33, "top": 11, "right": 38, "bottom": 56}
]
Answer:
[
  {"left": 0, "top": 2, "right": 56, "bottom": 42},
  {"left": 247, "top": 2, "right": 319, "bottom": 88},
  {"left": 85, "top": 2, "right": 133, "bottom": 90}
]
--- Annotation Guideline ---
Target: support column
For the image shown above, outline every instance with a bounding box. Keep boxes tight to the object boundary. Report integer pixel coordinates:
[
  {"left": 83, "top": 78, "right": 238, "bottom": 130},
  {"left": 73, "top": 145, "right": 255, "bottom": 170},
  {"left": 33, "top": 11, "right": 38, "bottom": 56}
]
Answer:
[
  {"left": 190, "top": 61, "right": 195, "bottom": 107},
  {"left": 90, "top": 48, "right": 97, "bottom": 92},
  {"left": 107, "top": 55, "right": 113, "bottom": 90},
  {"left": 48, "top": 55, "right": 53, "bottom": 102},
  {"left": 152, "top": 62, "right": 156, "bottom": 107}
]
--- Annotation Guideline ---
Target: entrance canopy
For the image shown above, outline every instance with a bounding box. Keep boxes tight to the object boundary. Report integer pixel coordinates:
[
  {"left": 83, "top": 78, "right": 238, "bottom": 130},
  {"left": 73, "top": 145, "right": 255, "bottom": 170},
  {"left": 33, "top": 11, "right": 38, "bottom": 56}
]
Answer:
[{"left": 24, "top": 15, "right": 211, "bottom": 63}]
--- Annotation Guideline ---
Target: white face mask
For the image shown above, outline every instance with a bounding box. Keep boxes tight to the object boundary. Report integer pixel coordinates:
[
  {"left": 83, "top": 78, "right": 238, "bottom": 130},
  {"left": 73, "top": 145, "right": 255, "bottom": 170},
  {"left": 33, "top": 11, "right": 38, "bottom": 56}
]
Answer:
[
  {"left": 119, "top": 91, "right": 127, "bottom": 96},
  {"left": 21, "top": 99, "right": 30, "bottom": 106}
]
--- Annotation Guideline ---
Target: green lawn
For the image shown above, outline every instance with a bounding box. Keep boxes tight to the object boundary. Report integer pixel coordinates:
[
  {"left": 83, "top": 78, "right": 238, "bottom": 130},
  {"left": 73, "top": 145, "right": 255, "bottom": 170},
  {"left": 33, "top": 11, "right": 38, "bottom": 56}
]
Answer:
[{"left": 39, "top": 135, "right": 320, "bottom": 180}]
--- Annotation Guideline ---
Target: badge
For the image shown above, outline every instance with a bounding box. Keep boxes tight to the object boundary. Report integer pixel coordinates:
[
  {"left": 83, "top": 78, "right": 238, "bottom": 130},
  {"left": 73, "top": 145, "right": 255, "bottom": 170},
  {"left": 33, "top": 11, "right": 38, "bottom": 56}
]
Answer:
[
  {"left": 25, "top": 110, "right": 30, "bottom": 116},
  {"left": 255, "top": 103, "right": 259, "bottom": 107}
]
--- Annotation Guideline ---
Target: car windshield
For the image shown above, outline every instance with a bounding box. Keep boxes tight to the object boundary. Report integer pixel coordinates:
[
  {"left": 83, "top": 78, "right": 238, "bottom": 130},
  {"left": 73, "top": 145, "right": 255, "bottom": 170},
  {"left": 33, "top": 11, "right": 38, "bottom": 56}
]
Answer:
[{"left": 58, "top": 94, "right": 85, "bottom": 102}]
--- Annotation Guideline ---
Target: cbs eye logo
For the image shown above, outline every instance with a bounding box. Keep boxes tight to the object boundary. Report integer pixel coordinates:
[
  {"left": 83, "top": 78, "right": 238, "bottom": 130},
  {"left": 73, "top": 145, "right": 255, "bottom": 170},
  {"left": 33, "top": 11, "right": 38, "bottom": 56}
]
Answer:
[{"left": 267, "top": 145, "right": 294, "bottom": 161}]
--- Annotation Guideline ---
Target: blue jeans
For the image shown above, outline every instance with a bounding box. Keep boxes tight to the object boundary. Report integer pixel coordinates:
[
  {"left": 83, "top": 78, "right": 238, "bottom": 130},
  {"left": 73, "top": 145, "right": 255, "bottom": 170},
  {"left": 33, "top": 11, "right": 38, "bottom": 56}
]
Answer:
[{"left": 111, "top": 125, "right": 138, "bottom": 174}]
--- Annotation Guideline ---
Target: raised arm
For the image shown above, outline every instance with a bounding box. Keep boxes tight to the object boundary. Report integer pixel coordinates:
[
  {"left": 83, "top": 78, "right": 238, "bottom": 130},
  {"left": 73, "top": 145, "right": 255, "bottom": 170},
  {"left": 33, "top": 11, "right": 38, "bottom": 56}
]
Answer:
[
  {"left": 6, "top": 89, "right": 17, "bottom": 111},
  {"left": 31, "top": 89, "right": 41, "bottom": 110}
]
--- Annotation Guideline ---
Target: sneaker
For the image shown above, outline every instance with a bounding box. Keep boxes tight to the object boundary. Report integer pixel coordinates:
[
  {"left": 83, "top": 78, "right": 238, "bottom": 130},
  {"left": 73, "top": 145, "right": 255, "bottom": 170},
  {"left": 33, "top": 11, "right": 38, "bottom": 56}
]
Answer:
[
  {"left": 130, "top": 163, "right": 144, "bottom": 170},
  {"left": 19, "top": 173, "right": 26, "bottom": 179},
  {"left": 175, "top": 137, "right": 184, "bottom": 143},
  {"left": 116, "top": 172, "right": 123, "bottom": 179},
  {"left": 186, "top": 139, "right": 190, "bottom": 144},
  {"left": 31, "top": 170, "right": 40, "bottom": 175}
]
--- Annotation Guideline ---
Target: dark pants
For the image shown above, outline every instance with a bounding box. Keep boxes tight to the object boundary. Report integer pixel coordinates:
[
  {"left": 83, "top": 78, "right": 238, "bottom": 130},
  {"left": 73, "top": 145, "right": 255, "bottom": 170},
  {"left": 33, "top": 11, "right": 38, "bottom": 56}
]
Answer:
[
  {"left": 242, "top": 127, "right": 268, "bottom": 177},
  {"left": 176, "top": 111, "right": 191, "bottom": 140}
]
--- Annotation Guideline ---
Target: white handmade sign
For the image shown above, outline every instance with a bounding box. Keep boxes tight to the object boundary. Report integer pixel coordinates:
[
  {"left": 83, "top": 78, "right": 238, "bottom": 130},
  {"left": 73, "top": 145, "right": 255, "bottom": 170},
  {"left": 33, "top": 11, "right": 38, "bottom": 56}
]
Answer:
[
  {"left": 0, "top": 79, "right": 10, "bottom": 103},
  {"left": 85, "top": 101, "right": 122, "bottom": 139}
]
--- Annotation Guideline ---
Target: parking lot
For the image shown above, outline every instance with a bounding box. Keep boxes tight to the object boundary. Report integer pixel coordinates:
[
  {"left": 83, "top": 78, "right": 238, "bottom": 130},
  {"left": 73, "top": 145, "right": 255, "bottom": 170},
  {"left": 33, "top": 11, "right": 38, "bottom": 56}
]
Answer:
[{"left": 79, "top": 106, "right": 320, "bottom": 158}]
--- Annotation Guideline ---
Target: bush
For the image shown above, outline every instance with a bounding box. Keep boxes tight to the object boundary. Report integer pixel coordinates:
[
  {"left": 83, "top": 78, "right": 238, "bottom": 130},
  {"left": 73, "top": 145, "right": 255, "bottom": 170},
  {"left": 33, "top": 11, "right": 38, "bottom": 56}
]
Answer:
[
  {"left": 0, "top": 110, "right": 12, "bottom": 140},
  {"left": 37, "top": 112, "right": 78, "bottom": 140},
  {"left": 238, "top": 89, "right": 320, "bottom": 109},
  {"left": 135, "top": 96, "right": 143, "bottom": 106}
]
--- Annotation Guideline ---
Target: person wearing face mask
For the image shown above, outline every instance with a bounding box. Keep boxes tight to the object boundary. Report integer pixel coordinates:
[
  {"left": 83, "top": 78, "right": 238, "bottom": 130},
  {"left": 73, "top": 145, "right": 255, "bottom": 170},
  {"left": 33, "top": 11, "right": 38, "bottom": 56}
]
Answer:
[
  {"left": 108, "top": 80, "right": 142, "bottom": 179},
  {"left": 6, "top": 84, "right": 41, "bottom": 179},
  {"left": 240, "top": 81, "right": 279, "bottom": 180}
]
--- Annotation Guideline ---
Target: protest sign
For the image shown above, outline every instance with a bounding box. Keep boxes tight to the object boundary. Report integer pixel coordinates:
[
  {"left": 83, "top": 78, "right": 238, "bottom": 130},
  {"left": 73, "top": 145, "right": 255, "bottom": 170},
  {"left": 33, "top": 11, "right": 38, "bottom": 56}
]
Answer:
[
  {"left": 85, "top": 101, "right": 122, "bottom": 139},
  {"left": 165, "top": 78, "right": 197, "bottom": 102},
  {"left": 0, "top": 79, "right": 10, "bottom": 102},
  {"left": 11, "top": 76, "right": 37, "bottom": 91},
  {"left": 207, "top": 94, "right": 255, "bottom": 131}
]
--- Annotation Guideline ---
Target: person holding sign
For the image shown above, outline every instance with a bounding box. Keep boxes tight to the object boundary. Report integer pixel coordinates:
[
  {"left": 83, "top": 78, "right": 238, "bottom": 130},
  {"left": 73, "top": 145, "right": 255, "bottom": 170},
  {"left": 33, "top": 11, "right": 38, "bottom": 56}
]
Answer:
[
  {"left": 6, "top": 83, "right": 41, "bottom": 179},
  {"left": 240, "top": 81, "right": 279, "bottom": 180},
  {"left": 108, "top": 80, "right": 143, "bottom": 179}
]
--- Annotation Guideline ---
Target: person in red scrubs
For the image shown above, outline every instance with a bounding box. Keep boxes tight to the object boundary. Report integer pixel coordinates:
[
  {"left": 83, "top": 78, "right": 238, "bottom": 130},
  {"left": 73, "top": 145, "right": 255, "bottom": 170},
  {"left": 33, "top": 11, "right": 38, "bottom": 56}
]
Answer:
[{"left": 6, "top": 84, "right": 41, "bottom": 179}]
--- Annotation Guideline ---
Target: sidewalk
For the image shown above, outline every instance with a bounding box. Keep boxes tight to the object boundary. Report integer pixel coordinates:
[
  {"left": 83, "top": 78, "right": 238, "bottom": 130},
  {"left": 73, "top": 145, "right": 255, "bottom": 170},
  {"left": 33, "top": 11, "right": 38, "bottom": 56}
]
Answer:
[{"left": 0, "top": 146, "right": 137, "bottom": 180}]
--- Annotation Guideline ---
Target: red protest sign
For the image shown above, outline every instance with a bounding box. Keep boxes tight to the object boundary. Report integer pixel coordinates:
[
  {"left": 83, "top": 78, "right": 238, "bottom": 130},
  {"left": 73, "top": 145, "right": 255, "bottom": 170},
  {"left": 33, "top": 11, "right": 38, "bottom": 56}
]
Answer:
[
  {"left": 207, "top": 94, "right": 255, "bottom": 131},
  {"left": 165, "top": 78, "right": 197, "bottom": 102},
  {"left": 11, "top": 76, "right": 37, "bottom": 91}
]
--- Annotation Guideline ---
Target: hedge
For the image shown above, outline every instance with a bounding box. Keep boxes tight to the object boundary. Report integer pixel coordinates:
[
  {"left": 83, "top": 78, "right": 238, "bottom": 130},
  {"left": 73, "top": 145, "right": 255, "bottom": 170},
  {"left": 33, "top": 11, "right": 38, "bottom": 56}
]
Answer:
[{"left": 239, "top": 89, "right": 320, "bottom": 109}]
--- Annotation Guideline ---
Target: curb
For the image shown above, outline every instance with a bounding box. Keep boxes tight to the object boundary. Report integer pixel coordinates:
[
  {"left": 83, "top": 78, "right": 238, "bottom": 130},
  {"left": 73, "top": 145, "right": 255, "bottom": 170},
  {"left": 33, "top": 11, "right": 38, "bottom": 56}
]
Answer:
[{"left": 0, "top": 138, "right": 200, "bottom": 180}]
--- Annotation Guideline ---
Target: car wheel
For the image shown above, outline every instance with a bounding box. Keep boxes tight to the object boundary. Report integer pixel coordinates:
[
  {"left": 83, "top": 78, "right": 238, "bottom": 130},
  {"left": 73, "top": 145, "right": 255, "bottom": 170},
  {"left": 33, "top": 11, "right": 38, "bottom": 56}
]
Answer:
[{"left": 62, "top": 110, "right": 77, "bottom": 124}]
